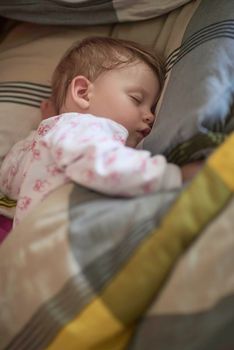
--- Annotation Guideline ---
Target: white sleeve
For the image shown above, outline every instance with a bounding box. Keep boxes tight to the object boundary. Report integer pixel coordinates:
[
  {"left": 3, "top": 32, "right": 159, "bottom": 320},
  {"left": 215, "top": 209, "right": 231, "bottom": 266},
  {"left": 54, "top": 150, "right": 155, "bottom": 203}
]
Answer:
[
  {"left": 0, "top": 131, "right": 35, "bottom": 200},
  {"left": 44, "top": 114, "right": 182, "bottom": 196}
]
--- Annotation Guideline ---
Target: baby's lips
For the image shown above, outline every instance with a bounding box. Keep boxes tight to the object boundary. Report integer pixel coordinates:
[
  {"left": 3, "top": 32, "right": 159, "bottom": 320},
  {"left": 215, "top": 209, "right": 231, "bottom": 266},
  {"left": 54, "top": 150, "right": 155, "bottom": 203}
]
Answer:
[{"left": 141, "top": 127, "right": 151, "bottom": 137}]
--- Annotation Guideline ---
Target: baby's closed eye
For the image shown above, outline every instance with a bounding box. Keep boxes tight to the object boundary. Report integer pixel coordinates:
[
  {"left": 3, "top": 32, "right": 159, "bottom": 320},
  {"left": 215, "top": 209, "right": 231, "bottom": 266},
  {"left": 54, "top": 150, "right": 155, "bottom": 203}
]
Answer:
[{"left": 130, "top": 94, "right": 143, "bottom": 104}]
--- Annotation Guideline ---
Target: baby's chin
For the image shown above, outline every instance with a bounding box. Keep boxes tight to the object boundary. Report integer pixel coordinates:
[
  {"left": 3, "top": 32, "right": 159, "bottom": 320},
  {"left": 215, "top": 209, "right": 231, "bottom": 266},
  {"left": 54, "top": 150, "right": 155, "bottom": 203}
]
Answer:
[
  {"left": 126, "top": 133, "right": 144, "bottom": 148},
  {"left": 125, "top": 138, "right": 139, "bottom": 149}
]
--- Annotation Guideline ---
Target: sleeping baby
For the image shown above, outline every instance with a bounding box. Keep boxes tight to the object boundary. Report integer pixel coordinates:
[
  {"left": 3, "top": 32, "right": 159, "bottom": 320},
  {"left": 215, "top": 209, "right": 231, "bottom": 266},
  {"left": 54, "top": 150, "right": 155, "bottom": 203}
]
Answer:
[{"left": 0, "top": 36, "right": 202, "bottom": 226}]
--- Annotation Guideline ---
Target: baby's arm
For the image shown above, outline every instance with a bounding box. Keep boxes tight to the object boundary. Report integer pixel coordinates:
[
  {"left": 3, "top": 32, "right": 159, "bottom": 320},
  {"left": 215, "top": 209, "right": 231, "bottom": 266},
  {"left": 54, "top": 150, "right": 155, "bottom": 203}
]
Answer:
[
  {"left": 0, "top": 132, "right": 36, "bottom": 200},
  {"left": 0, "top": 97, "right": 55, "bottom": 197},
  {"left": 44, "top": 114, "right": 182, "bottom": 196}
]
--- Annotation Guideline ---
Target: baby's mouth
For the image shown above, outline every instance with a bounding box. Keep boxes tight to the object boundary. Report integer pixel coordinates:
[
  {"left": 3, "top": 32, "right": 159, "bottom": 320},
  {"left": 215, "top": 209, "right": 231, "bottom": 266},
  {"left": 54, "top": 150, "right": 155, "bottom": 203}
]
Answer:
[{"left": 138, "top": 127, "right": 152, "bottom": 138}]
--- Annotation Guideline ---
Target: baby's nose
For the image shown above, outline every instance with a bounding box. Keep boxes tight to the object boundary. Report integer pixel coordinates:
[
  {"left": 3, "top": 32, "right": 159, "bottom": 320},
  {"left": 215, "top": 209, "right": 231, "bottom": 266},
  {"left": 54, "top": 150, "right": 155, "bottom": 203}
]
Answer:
[{"left": 143, "top": 111, "right": 155, "bottom": 125}]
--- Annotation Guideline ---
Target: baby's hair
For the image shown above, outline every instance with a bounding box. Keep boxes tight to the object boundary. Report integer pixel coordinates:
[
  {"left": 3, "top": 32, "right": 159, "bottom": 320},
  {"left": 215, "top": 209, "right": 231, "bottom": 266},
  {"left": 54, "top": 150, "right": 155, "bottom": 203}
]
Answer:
[{"left": 51, "top": 36, "right": 165, "bottom": 113}]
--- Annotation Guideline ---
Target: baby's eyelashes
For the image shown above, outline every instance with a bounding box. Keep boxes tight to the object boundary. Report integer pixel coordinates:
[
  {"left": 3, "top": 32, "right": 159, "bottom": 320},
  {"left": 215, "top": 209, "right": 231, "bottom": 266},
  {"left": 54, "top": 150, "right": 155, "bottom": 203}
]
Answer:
[{"left": 130, "top": 94, "right": 143, "bottom": 104}]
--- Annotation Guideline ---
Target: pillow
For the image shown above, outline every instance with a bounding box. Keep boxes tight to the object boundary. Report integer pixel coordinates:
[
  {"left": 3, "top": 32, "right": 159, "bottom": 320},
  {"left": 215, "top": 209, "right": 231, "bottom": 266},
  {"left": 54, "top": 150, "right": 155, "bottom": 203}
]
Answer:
[
  {"left": 2, "top": 0, "right": 229, "bottom": 171},
  {"left": 143, "top": 0, "right": 234, "bottom": 165},
  {"left": 0, "top": 5, "right": 196, "bottom": 218},
  {"left": 0, "top": 6, "right": 189, "bottom": 167},
  {"left": 0, "top": 81, "right": 51, "bottom": 166},
  {"left": 0, "top": 22, "right": 115, "bottom": 167},
  {"left": 0, "top": 0, "right": 192, "bottom": 25}
]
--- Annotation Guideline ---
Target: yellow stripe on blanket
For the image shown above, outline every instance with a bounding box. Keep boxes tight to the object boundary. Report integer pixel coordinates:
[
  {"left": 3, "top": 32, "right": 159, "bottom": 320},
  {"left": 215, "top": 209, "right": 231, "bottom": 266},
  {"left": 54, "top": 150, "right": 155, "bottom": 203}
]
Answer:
[
  {"left": 46, "top": 297, "right": 134, "bottom": 350},
  {"left": 46, "top": 135, "right": 233, "bottom": 350},
  {"left": 0, "top": 194, "right": 16, "bottom": 208},
  {"left": 208, "top": 132, "right": 234, "bottom": 190}
]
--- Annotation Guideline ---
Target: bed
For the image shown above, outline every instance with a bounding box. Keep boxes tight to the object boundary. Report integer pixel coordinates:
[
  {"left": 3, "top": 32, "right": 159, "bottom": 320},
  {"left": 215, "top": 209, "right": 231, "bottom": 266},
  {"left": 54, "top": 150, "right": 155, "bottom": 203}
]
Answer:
[{"left": 0, "top": 1, "right": 233, "bottom": 349}]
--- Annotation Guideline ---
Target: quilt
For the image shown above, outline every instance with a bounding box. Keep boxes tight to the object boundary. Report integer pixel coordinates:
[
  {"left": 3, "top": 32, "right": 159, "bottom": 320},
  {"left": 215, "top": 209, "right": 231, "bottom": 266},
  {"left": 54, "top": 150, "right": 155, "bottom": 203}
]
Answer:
[
  {"left": 0, "top": 135, "right": 233, "bottom": 350},
  {"left": 0, "top": 1, "right": 192, "bottom": 25}
]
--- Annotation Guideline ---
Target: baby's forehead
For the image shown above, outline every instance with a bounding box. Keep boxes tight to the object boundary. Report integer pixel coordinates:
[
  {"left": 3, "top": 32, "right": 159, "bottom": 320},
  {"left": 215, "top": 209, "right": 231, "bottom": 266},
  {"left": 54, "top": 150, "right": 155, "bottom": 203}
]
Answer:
[
  {"left": 113, "top": 58, "right": 156, "bottom": 73},
  {"left": 125, "top": 60, "right": 160, "bottom": 82},
  {"left": 94, "top": 58, "right": 159, "bottom": 93}
]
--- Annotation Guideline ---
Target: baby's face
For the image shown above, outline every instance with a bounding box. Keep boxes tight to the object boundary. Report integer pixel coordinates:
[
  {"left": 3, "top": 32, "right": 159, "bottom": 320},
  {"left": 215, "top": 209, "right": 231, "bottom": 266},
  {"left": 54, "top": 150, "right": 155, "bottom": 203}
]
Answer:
[{"left": 88, "top": 60, "right": 160, "bottom": 147}]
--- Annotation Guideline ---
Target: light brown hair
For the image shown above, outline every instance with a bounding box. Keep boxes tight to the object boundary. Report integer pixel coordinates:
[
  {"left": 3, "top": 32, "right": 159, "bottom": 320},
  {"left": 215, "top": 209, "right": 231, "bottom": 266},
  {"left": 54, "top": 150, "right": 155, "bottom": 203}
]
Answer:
[{"left": 51, "top": 36, "right": 165, "bottom": 114}]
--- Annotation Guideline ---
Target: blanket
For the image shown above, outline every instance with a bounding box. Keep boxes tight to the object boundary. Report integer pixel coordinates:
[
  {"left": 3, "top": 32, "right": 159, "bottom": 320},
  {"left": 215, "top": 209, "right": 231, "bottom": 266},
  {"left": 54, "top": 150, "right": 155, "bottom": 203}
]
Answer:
[
  {"left": 0, "top": 137, "right": 233, "bottom": 350},
  {"left": 130, "top": 135, "right": 234, "bottom": 350},
  {"left": 0, "top": 1, "right": 192, "bottom": 25}
]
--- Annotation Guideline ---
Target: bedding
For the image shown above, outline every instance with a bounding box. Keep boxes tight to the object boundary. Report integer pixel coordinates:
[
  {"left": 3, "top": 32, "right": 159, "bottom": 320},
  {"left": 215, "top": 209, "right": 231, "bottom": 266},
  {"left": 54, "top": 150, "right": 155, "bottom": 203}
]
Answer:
[
  {"left": 0, "top": 134, "right": 233, "bottom": 350},
  {"left": 0, "top": 13, "right": 179, "bottom": 169},
  {"left": 0, "top": 0, "right": 192, "bottom": 25},
  {"left": 145, "top": 0, "right": 234, "bottom": 164},
  {"left": 0, "top": 0, "right": 197, "bottom": 172},
  {"left": 0, "top": 0, "right": 234, "bottom": 349}
]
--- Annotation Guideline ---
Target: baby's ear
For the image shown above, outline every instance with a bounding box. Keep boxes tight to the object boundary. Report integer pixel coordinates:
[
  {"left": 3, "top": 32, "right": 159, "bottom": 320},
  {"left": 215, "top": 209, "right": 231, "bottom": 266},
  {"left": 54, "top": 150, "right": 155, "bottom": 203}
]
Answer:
[{"left": 71, "top": 75, "right": 92, "bottom": 110}]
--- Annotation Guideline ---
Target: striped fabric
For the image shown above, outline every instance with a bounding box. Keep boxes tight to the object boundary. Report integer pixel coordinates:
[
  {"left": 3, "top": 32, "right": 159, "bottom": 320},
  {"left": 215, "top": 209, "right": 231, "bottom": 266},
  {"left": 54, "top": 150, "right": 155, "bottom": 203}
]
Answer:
[
  {"left": 0, "top": 82, "right": 51, "bottom": 108},
  {"left": 0, "top": 194, "right": 16, "bottom": 209},
  {"left": 130, "top": 134, "right": 234, "bottom": 350},
  {"left": 166, "top": 19, "right": 234, "bottom": 73},
  {"left": 0, "top": 192, "right": 16, "bottom": 218},
  {"left": 144, "top": 0, "right": 234, "bottom": 165}
]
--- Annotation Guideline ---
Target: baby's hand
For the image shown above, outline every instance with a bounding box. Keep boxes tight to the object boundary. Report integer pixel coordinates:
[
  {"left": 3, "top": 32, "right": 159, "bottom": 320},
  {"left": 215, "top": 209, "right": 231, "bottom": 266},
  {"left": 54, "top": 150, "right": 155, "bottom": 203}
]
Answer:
[{"left": 181, "top": 161, "right": 204, "bottom": 183}]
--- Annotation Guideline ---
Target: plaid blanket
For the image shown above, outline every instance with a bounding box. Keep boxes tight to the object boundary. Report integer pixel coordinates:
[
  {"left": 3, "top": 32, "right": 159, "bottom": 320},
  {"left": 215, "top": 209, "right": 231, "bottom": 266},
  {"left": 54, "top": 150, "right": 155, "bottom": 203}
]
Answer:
[
  {"left": 0, "top": 135, "right": 233, "bottom": 350},
  {"left": 130, "top": 134, "right": 234, "bottom": 350}
]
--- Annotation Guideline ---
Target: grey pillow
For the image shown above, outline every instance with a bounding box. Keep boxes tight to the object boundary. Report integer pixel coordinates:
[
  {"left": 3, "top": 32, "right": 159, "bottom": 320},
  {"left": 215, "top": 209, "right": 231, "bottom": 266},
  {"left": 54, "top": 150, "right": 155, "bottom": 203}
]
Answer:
[{"left": 144, "top": 0, "right": 234, "bottom": 165}]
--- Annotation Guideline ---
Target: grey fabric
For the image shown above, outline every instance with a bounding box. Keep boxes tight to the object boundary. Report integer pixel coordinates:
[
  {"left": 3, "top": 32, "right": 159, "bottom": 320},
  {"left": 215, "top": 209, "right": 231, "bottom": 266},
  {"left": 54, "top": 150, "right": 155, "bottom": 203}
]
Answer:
[
  {"left": 0, "top": 1, "right": 117, "bottom": 26},
  {"left": 69, "top": 185, "right": 179, "bottom": 293},
  {"left": 129, "top": 295, "right": 234, "bottom": 350},
  {"left": 0, "top": 1, "right": 192, "bottom": 25},
  {"left": 129, "top": 197, "right": 234, "bottom": 350},
  {"left": 4, "top": 275, "right": 95, "bottom": 350},
  {"left": 1, "top": 185, "right": 179, "bottom": 350},
  {"left": 144, "top": 0, "right": 234, "bottom": 165}
]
